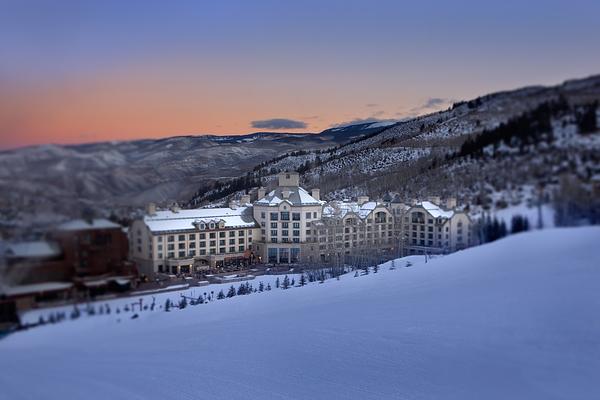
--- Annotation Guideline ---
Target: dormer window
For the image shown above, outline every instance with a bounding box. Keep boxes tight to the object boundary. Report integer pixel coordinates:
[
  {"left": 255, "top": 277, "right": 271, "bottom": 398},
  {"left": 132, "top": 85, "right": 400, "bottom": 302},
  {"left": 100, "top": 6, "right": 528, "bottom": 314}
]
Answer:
[
  {"left": 210, "top": 222, "right": 215, "bottom": 229},
  {"left": 200, "top": 223, "right": 205, "bottom": 230}
]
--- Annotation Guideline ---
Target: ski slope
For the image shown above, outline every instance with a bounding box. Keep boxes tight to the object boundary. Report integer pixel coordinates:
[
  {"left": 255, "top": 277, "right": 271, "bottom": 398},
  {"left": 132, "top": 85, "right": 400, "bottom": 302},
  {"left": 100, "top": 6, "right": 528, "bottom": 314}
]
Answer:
[{"left": 1, "top": 227, "right": 599, "bottom": 399}]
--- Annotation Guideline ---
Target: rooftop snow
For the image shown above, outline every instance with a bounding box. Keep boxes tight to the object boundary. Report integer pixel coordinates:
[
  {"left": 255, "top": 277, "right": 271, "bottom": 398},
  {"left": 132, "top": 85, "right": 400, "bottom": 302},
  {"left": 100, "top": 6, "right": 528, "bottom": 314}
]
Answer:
[
  {"left": 144, "top": 206, "right": 257, "bottom": 233},
  {"left": 4, "top": 241, "right": 61, "bottom": 259},
  {"left": 418, "top": 201, "right": 455, "bottom": 218},
  {"left": 322, "top": 200, "right": 384, "bottom": 219},
  {"left": 255, "top": 186, "right": 322, "bottom": 206},
  {"left": 56, "top": 218, "right": 121, "bottom": 231}
]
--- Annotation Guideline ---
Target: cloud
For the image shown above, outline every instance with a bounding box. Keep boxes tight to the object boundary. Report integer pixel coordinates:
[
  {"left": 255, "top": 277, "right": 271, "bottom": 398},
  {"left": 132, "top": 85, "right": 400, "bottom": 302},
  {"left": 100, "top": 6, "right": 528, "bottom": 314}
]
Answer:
[
  {"left": 407, "top": 97, "right": 457, "bottom": 115},
  {"left": 330, "top": 117, "right": 397, "bottom": 128},
  {"left": 365, "top": 103, "right": 379, "bottom": 108},
  {"left": 250, "top": 118, "right": 307, "bottom": 130}
]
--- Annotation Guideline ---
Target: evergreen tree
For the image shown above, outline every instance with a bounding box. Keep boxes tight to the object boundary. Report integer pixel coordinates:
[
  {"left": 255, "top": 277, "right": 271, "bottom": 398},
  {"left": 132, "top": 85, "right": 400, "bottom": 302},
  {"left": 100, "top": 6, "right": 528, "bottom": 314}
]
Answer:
[
  {"left": 227, "top": 285, "right": 236, "bottom": 298},
  {"left": 179, "top": 297, "right": 188, "bottom": 309},
  {"left": 282, "top": 275, "right": 290, "bottom": 289},
  {"left": 275, "top": 277, "right": 280, "bottom": 288},
  {"left": 165, "top": 299, "right": 171, "bottom": 312},
  {"left": 237, "top": 284, "right": 246, "bottom": 295},
  {"left": 354, "top": 271, "right": 359, "bottom": 277},
  {"left": 291, "top": 278, "right": 295, "bottom": 286},
  {"left": 259, "top": 281, "right": 265, "bottom": 292},
  {"left": 299, "top": 274, "right": 307, "bottom": 286},
  {"left": 217, "top": 290, "right": 225, "bottom": 300},
  {"left": 266, "top": 283, "right": 272, "bottom": 291},
  {"left": 373, "top": 264, "right": 379, "bottom": 273}
]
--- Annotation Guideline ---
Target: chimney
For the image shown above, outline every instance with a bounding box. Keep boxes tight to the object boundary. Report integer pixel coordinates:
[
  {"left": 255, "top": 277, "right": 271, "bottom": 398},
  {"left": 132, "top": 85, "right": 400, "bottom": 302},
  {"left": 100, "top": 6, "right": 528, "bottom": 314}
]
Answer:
[
  {"left": 446, "top": 197, "right": 457, "bottom": 209},
  {"left": 311, "top": 188, "right": 320, "bottom": 201},
  {"left": 240, "top": 194, "right": 251, "bottom": 205},
  {"left": 357, "top": 195, "right": 369, "bottom": 205},
  {"left": 146, "top": 203, "right": 157, "bottom": 216},
  {"left": 428, "top": 195, "right": 441, "bottom": 205},
  {"left": 257, "top": 187, "right": 266, "bottom": 199},
  {"left": 278, "top": 171, "right": 299, "bottom": 187}
]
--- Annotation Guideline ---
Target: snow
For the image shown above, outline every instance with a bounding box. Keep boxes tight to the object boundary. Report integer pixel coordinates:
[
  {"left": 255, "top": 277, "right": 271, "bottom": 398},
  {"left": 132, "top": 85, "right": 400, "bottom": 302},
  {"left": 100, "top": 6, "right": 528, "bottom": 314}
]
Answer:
[
  {"left": 144, "top": 206, "right": 257, "bottom": 232},
  {"left": 493, "top": 202, "right": 556, "bottom": 228},
  {"left": 3, "top": 241, "right": 60, "bottom": 259},
  {"left": 55, "top": 218, "right": 121, "bottom": 231},
  {"left": 419, "top": 200, "right": 454, "bottom": 218},
  {"left": 1, "top": 227, "right": 599, "bottom": 399},
  {"left": 3, "top": 282, "right": 73, "bottom": 296}
]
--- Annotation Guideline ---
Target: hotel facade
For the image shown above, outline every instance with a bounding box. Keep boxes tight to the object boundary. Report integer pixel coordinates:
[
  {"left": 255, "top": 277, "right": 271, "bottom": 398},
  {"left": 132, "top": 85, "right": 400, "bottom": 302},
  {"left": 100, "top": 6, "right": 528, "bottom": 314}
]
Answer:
[{"left": 130, "top": 172, "right": 475, "bottom": 276}]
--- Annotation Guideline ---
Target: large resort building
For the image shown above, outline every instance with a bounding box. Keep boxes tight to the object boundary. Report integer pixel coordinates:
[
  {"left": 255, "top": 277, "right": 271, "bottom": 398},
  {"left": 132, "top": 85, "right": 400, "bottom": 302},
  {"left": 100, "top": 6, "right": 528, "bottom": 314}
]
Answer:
[{"left": 130, "top": 171, "right": 475, "bottom": 276}]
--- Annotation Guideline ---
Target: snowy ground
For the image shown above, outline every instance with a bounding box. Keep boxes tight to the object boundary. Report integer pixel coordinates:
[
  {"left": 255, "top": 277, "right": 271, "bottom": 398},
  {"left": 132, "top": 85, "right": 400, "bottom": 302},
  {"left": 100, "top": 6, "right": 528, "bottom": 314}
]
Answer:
[{"left": 1, "top": 227, "right": 599, "bottom": 399}]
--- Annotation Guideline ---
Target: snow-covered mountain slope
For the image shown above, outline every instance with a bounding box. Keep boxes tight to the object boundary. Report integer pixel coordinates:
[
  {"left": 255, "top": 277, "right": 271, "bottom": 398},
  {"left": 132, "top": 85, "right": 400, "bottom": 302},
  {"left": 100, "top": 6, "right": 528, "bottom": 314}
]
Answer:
[
  {"left": 245, "top": 75, "right": 600, "bottom": 215},
  {"left": 1, "top": 227, "right": 599, "bottom": 399},
  {"left": 0, "top": 127, "right": 379, "bottom": 231}
]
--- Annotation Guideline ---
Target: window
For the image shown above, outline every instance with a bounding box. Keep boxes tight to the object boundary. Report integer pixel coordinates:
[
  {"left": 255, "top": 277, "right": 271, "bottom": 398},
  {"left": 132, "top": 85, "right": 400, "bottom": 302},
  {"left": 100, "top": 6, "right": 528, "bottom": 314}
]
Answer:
[
  {"left": 239, "top": 238, "right": 245, "bottom": 244},
  {"left": 229, "top": 231, "right": 235, "bottom": 237},
  {"left": 229, "top": 239, "right": 235, "bottom": 245},
  {"left": 168, "top": 236, "right": 174, "bottom": 242},
  {"left": 292, "top": 213, "right": 300, "bottom": 221},
  {"left": 219, "top": 239, "right": 225, "bottom": 246},
  {"left": 313, "top": 212, "right": 317, "bottom": 218},
  {"left": 219, "top": 247, "right": 225, "bottom": 254},
  {"left": 239, "top": 245, "right": 245, "bottom": 252},
  {"left": 261, "top": 212, "right": 266, "bottom": 219},
  {"left": 282, "top": 230, "right": 289, "bottom": 236},
  {"left": 158, "top": 244, "right": 163, "bottom": 251},
  {"left": 178, "top": 235, "right": 185, "bottom": 241},
  {"left": 189, "top": 242, "right": 196, "bottom": 249},
  {"left": 268, "top": 248, "right": 278, "bottom": 263},
  {"left": 168, "top": 244, "right": 175, "bottom": 251},
  {"left": 178, "top": 243, "right": 185, "bottom": 249},
  {"left": 200, "top": 241, "right": 206, "bottom": 248},
  {"left": 200, "top": 233, "right": 206, "bottom": 239},
  {"left": 158, "top": 253, "right": 163, "bottom": 259},
  {"left": 178, "top": 251, "right": 185, "bottom": 257},
  {"left": 306, "top": 229, "right": 311, "bottom": 235},
  {"left": 306, "top": 212, "right": 311, "bottom": 219},
  {"left": 270, "top": 212, "right": 278, "bottom": 221},
  {"left": 293, "top": 230, "right": 300, "bottom": 236},
  {"left": 189, "top": 250, "right": 196, "bottom": 256},
  {"left": 168, "top": 252, "right": 175, "bottom": 258},
  {"left": 229, "top": 246, "right": 235, "bottom": 253},
  {"left": 209, "top": 232, "right": 216, "bottom": 238},
  {"left": 210, "top": 240, "right": 216, "bottom": 247},
  {"left": 271, "top": 238, "right": 278, "bottom": 243},
  {"left": 238, "top": 230, "right": 244, "bottom": 236},
  {"left": 281, "top": 212, "right": 290, "bottom": 221},
  {"left": 219, "top": 232, "right": 225, "bottom": 238},
  {"left": 271, "top": 230, "right": 278, "bottom": 237},
  {"left": 200, "top": 249, "right": 206, "bottom": 255},
  {"left": 428, "top": 219, "right": 433, "bottom": 224},
  {"left": 189, "top": 234, "right": 195, "bottom": 240},
  {"left": 210, "top": 248, "right": 216, "bottom": 254},
  {"left": 293, "top": 222, "right": 300, "bottom": 229}
]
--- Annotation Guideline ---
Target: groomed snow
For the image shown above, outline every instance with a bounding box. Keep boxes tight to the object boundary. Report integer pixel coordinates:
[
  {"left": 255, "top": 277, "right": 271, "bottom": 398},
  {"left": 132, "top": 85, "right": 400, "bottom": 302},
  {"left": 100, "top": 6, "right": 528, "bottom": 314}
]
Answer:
[{"left": 1, "top": 227, "right": 599, "bottom": 399}]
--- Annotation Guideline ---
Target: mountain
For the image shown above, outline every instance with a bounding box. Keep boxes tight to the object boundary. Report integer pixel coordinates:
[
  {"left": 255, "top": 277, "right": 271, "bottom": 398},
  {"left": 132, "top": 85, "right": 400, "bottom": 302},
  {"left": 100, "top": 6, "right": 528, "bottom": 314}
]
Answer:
[
  {"left": 0, "top": 126, "right": 390, "bottom": 233},
  {"left": 4, "top": 227, "right": 600, "bottom": 399},
  {"left": 208, "top": 75, "right": 599, "bottom": 224}
]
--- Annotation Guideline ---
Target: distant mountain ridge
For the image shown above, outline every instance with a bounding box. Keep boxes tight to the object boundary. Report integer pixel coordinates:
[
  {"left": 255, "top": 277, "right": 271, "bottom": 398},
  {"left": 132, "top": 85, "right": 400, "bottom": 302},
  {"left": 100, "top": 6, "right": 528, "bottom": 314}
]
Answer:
[{"left": 0, "top": 122, "right": 395, "bottom": 233}]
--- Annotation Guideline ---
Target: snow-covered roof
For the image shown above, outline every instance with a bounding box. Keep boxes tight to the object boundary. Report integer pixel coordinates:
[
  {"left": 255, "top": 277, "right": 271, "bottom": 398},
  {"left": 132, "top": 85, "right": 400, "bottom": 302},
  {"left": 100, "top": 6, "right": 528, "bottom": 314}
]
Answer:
[
  {"left": 416, "top": 201, "right": 454, "bottom": 219},
  {"left": 144, "top": 206, "right": 257, "bottom": 233},
  {"left": 322, "top": 201, "right": 385, "bottom": 220},
  {"left": 4, "top": 241, "right": 61, "bottom": 259},
  {"left": 255, "top": 186, "right": 323, "bottom": 206},
  {"left": 56, "top": 218, "right": 121, "bottom": 231},
  {"left": 3, "top": 282, "right": 73, "bottom": 296}
]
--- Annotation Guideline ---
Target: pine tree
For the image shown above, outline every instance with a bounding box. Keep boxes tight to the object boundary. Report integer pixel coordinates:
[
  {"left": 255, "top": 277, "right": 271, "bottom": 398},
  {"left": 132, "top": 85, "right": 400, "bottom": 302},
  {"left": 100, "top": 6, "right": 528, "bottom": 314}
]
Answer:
[
  {"left": 165, "top": 299, "right": 171, "bottom": 312},
  {"left": 259, "top": 281, "right": 265, "bottom": 292},
  {"left": 217, "top": 290, "right": 225, "bottom": 300},
  {"left": 354, "top": 271, "right": 359, "bottom": 277},
  {"left": 266, "top": 283, "right": 272, "bottom": 291},
  {"left": 299, "top": 274, "right": 307, "bottom": 286},
  {"left": 179, "top": 297, "right": 187, "bottom": 309},
  {"left": 291, "top": 278, "right": 295, "bottom": 286},
  {"left": 373, "top": 264, "right": 379, "bottom": 273},
  {"left": 282, "top": 275, "right": 290, "bottom": 289},
  {"left": 227, "top": 285, "right": 236, "bottom": 298},
  {"left": 275, "top": 277, "right": 280, "bottom": 288}
]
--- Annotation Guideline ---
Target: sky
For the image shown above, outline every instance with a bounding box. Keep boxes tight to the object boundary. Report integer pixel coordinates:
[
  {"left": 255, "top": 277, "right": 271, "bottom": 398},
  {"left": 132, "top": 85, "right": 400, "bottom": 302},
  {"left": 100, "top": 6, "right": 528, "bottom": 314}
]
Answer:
[{"left": 1, "top": 0, "right": 599, "bottom": 149}]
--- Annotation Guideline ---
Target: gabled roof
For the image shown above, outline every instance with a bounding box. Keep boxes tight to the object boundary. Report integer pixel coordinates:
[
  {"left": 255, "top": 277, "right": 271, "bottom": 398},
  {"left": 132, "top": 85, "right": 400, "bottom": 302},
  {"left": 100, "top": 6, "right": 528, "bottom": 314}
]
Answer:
[
  {"left": 414, "top": 201, "right": 454, "bottom": 219},
  {"left": 322, "top": 201, "right": 386, "bottom": 220},
  {"left": 144, "top": 206, "right": 257, "bottom": 233},
  {"left": 255, "top": 186, "right": 322, "bottom": 206}
]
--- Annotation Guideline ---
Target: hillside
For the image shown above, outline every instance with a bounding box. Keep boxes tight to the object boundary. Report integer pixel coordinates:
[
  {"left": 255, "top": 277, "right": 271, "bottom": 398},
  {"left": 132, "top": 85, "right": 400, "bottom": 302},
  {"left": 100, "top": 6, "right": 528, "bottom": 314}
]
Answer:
[
  {"left": 0, "top": 126, "right": 386, "bottom": 233},
  {"left": 1, "top": 227, "right": 599, "bottom": 399},
  {"left": 204, "top": 75, "right": 600, "bottom": 224}
]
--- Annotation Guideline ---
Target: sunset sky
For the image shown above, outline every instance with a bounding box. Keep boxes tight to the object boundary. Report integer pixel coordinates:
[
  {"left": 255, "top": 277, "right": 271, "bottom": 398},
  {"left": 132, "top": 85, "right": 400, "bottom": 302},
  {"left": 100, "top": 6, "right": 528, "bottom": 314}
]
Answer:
[{"left": 1, "top": 0, "right": 599, "bottom": 149}]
